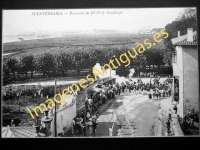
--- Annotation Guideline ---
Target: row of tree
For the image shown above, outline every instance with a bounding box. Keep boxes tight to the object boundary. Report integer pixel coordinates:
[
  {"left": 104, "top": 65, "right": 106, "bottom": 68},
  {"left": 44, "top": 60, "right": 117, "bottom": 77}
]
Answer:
[{"left": 3, "top": 47, "right": 167, "bottom": 85}]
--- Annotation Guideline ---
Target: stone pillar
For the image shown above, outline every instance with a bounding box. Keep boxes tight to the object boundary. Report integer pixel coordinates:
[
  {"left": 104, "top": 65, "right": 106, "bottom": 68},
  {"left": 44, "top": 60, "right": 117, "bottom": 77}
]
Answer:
[{"left": 42, "top": 110, "right": 53, "bottom": 137}]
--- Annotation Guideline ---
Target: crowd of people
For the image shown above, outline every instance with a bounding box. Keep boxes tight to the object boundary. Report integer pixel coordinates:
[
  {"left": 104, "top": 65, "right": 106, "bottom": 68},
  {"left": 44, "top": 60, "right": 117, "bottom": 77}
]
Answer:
[
  {"left": 72, "top": 111, "right": 98, "bottom": 137},
  {"left": 2, "top": 85, "right": 66, "bottom": 101},
  {"left": 117, "top": 77, "right": 172, "bottom": 100},
  {"left": 72, "top": 79, "right": 118, "bottom": 137},
  {"left": 72, "top": 76, "right": 172, "bottom": 137}
]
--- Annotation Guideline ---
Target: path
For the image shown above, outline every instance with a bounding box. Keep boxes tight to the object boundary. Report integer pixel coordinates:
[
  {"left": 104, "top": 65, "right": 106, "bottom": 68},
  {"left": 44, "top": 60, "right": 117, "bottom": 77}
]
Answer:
[{"left": 96, "top": 91, "right": 162, "bottom": 137}]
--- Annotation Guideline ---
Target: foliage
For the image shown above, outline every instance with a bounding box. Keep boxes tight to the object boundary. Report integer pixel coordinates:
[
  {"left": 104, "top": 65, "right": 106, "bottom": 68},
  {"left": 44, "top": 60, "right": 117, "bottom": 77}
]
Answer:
[
  {"left": 38, "top": 53, "right": 56, "bottom": 77},
  {"left": 164, "top": 8, "right": 197, "bottom": 51},
  {"left": 162, "top": 8, "right": 197, "bottom": 67},
  {"left": 6, "top": 57, "right": 18, "bottom": 81},
  {"left": 21, "top": 55, "right": 36, "bottom": 78},
  {"left": 3, "top": 33, "right": 172, "bottom": 84}
]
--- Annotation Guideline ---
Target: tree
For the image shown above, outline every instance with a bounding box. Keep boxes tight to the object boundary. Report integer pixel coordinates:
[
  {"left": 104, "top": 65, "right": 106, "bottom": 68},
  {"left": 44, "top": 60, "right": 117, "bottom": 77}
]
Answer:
[
  {"left": 71, "top": 51, "right": 84, "bottom": 76},
  {"left": 15, "top": 57, "right": 23, "bottom": 79},
  {"left": 6, "top": 57, "right": 18, "bottom": 81},
  {"left": 3, "top": 58, "right": 12, "bottom": 85},
  {"left": 162, "top": 8, "right": 197, "bottom": 71},
  {"left": 164, "top": 8, "right": 197, "bottom": 52},
  {"left": 21, "top": 55, "right": 36, "bottom": 79},
  {"left": 34, "top": 57, "right": 41, "bottom": 76},
  {"left": 145, "top": 50, "right": 164, "bottom": 73},
  {"left": 59, "top": 52, "right": 72, "bottom": 77},
  {"left": 54, "top": 54, "right": 63, "bottom": 76},
  {"left": 39, "top": 53, "right": 56, "bottom": 77}
]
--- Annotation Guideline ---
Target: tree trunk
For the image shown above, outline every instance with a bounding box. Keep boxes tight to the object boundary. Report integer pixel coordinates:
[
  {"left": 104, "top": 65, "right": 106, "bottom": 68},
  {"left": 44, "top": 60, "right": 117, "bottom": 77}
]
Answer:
[
  {"left": 77, "top": 69, "right": 81, "bottom": 76},
  {"left": 123, "top": 66, "right": 126, "bottom": 77},
  {"left": 138, "top": 64, "right": 140, "bottom": 78},
  {"left": 62, "top": 70, "right": 65, "bottom": 77},
  {"left": 149, "top": 65, "right": 150, "bottom": 73},
  {"left": 12, "top": 72, "right": 16, "bottom": 81},
  {"left": 158, "top": 65, "right": 160, "bottom": 74},
  {"left": 31, "top": 72, "right": 33, "bottom": 79}
]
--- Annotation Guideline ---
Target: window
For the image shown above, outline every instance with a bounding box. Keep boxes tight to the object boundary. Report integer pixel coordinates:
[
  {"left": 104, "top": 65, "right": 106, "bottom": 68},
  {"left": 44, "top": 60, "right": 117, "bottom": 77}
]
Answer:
[{"left": 173, "top": 50, "right": 177, "bottom": 63}]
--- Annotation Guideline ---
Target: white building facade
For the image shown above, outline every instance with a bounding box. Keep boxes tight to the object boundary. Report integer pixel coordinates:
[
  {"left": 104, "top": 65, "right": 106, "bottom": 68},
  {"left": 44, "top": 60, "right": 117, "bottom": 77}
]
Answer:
[{"left": 171, "top": 29, "right": 198, "bottom": 119}]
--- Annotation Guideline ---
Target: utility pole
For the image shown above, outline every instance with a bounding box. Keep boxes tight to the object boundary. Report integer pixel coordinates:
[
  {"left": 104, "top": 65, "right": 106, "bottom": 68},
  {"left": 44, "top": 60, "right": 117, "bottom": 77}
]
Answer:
[
  {"left": 54, "top": 78, "right": 57, "bottom": 137},
  {"left": 19, "top": 95, "right": 20, "bottom": 113},
  {"left": 110, "top": 51, "right": 111, "bottom": 78}
]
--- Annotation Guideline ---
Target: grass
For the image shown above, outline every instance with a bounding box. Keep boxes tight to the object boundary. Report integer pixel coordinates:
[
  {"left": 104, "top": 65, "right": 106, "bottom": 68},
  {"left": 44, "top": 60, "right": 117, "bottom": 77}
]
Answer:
[{"left": 3, "top": 33, "right": 165, "bottom": 60}]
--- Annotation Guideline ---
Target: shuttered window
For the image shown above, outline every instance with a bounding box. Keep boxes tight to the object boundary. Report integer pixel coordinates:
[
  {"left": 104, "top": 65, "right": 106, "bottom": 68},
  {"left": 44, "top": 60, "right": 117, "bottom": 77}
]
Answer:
[{"left": 173, "top": 50, "right": 177, "bottom": 63}]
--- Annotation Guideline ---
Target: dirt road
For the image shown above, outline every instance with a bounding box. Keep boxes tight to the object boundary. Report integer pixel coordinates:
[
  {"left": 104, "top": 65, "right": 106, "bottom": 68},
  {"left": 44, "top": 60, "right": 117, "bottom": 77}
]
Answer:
[{"left": 96, "top": 91, "right": 160, "bottom": 137}]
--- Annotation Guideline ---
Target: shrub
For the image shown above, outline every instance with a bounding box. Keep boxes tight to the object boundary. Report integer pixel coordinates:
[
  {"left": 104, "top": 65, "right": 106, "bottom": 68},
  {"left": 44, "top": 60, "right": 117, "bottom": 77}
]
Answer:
[{"left": 3, "top": 106, "right": 12, "bottom": 113}]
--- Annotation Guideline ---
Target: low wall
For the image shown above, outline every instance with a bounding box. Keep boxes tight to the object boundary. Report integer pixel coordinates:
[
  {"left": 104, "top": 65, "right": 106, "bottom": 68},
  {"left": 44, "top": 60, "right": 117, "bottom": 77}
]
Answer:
[
  {"left": 50, "top": 98, "right": 76, "bottom": 136},
  {"left": 172, "top": 114, "right": 184, "bottom": 136}
]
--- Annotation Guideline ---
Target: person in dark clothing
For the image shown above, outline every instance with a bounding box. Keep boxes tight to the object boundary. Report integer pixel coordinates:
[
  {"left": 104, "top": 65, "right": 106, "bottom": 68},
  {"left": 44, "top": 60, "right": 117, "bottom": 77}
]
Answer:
[
  {"left": 72, "top": 118, "right": 77, "bottom": 135},
  {"left": 92, "top": 119, "right": 98, "bottom": 136},
  {"left": 128, "top": 84, "right": 132, "bottom": 93},
  {"left": 76, "top": 115, "right": 83, "bottom": 135},
  {"left": 102, "top": 94, "right": 106, "bottom": 104},
  {"left": 82, "top": 124, "right": 87, "bottom": 137},
  {"left": 111, "top": 88, "right": 115, "bottom": 99},
  {"left": 38, "top": 122, "right": 47, "bottom": 137},
  {"left": 174, "top": 105, "right": 177, "bottom": 114},
  {"left": 86, "top": 111, "right": 91, "bottom": 122},
  {"left": 80, "top": 111, "right": 85, "bottom": 123},
  {"left": 166, "top": 119, "right": 171, "bottom": 134},
  {"left": 121, "top": 83, "right": 125, "bottom": 92},
  {"left": 115, "top": 83, "right": 120, "bottom": 95},
  {"left": 168, "top": 109, "right": 172, "bottom": 120}
]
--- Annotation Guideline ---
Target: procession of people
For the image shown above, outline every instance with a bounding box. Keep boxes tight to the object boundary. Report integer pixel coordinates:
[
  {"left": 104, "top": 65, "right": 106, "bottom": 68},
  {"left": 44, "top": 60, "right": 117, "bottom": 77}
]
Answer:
[{"left": 72, "top": 75, "right": 172, "bottom": 137}]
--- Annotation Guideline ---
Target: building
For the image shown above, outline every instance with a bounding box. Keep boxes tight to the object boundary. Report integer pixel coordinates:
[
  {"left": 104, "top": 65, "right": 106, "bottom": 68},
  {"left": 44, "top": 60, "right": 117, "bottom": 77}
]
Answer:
[
  {"left": 139, "top": 29, "right": 153, "bottom": 34},
  {"left": 19, "top": 38, "right": 24, "bottom": 42},
  {"left": 171, "top": 28, "right": 198, "bottom": 119},
  {"left": 2, "top": 126, "right": 37, "bottom": 137}
]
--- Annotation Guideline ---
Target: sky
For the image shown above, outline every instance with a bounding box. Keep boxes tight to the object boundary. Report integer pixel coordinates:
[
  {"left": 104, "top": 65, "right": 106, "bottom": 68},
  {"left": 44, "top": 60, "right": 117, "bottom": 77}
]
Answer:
[{"left": 3, "top": 8, "right": 189, "bottom": 36}]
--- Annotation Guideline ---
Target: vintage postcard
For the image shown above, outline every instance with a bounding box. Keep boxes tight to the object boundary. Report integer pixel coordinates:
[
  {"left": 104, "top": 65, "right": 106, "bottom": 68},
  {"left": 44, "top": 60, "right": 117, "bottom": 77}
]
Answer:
[{"left": 2, "top": 8, "right": 199, "bottom": 137}]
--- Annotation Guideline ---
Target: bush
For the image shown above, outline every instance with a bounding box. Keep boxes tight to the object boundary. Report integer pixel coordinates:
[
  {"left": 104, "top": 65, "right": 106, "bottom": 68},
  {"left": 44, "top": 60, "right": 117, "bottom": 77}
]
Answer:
[
  {"left": 67, "top": 70, "right": 77, "bottom": 77},
  {"left": 3, "top": 106, "right": 12, "bottom": 113}
]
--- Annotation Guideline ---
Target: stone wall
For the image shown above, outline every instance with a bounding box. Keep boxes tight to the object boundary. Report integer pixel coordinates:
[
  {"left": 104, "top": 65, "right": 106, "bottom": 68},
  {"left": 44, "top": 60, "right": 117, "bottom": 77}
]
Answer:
[{"left": 50, "top": 96, "right": 76, "bottom": 136}]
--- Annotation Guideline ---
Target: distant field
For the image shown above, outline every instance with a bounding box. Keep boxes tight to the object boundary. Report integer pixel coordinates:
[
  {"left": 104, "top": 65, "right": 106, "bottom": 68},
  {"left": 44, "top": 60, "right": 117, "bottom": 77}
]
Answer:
[{"left": 3, "top": 33, "right": 165, "bottom": 59}]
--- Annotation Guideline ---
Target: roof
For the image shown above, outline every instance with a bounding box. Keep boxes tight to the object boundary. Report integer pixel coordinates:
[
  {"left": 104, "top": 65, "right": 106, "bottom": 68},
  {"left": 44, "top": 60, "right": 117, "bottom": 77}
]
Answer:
[
  {"left": 2, "top": 126, "right": 37, "bottom": 138},
  {"left": 2, "top": 126, "right": 15, "bottom": 137},
  {"left": 171, "top": 31, "right": 197, "bottom": 46}
]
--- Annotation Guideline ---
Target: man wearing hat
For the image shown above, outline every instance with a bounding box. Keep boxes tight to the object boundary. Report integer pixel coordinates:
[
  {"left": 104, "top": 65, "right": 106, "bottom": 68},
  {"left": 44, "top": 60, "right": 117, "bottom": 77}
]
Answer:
[{"left": 38, "top": 122, "right": 46, "bottom": 137}]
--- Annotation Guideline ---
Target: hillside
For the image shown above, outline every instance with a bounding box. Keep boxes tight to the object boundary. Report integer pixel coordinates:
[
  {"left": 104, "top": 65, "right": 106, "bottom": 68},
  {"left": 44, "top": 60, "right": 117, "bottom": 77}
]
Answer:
[{"left": 3, "top": 33, "right": 165, "bottom": 59}]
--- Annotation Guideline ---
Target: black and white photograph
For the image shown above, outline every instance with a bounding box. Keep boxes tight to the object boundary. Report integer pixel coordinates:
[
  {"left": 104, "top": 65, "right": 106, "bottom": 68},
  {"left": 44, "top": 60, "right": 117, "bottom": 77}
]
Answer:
[{"left": 2, "top": 8, "right": 199, "bottom": 138}]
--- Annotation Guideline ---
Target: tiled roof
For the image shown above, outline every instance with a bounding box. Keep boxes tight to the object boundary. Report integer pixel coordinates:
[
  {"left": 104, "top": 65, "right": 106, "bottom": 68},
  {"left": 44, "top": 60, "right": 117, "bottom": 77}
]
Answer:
[
  {"left": 2, "top": 127, "right": 15, "bottom": 137},
  {"left": 171, "top": 31, "right": 197, "bottom": 46},
  {"left": 2, "top": 126, "right": 37, "bottom": 138}
]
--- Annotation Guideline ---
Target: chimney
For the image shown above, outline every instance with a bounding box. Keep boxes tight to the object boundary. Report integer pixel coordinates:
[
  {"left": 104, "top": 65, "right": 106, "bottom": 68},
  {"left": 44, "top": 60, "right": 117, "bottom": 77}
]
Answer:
[
  {"left": 187, "top": 28, "right": 193, "bottom": 42},
  {"left": 11, "top": 120, "right": 14, "bottom": 126},
  {"left": 178, "top": 31, "right": 180, "bottom": 37}
]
